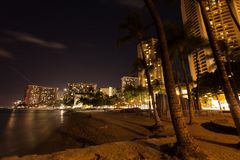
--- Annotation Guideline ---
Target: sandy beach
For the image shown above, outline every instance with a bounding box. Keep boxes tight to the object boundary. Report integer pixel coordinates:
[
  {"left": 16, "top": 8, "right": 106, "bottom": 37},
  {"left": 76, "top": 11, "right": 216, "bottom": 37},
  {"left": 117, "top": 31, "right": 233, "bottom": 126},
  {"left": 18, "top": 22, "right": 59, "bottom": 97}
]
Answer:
[{"left": 1, "top": 110, "right": 239, "bottom": 160}]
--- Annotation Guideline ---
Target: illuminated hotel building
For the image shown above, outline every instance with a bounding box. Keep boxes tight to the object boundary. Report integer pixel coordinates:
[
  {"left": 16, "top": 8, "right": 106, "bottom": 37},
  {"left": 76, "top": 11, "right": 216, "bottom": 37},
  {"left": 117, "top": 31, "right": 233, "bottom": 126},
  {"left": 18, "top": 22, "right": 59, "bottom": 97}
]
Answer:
[
  {"left": 24, "top": 85, "right": 58, "bottom": 106},
  {"left": 99, "top": 87, "right": 117, "bottom": 97},
  {"left": 62, "top": 82, "right": 97, "bottom": 106},
  {"left": 181, "top": 0, "right": 240, "bottom": 80},
  {"left": 137, "top": 37, "right": 164, "bottom": 87},
  {"left": 67, "top": 82, "right": 97, "bottom": 94},
  {"left": 121, "top": 76, "right": 139, "bottom": 92},
  {"left": 64, "top": 82, "right": 97, "bottom": 100}
]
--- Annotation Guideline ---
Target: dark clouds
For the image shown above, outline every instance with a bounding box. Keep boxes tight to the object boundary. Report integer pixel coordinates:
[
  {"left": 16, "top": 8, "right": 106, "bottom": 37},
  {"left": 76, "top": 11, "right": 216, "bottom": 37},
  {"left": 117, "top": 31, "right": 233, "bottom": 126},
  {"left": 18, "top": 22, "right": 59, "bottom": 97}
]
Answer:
[
  {"left": 0, "top": 0, "right": 180, "bottom": 106},
  {"left": 0, "top": 48, "right": 14, "bottom": 59}
]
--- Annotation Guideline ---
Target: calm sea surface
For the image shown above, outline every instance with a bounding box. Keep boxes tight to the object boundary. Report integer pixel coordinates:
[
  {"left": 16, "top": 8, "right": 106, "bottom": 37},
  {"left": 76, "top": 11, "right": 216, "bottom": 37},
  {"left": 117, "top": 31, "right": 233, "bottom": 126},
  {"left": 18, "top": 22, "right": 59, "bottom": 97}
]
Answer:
[{"left": 0, "top": 109, "right": 65, "bottom": 157}]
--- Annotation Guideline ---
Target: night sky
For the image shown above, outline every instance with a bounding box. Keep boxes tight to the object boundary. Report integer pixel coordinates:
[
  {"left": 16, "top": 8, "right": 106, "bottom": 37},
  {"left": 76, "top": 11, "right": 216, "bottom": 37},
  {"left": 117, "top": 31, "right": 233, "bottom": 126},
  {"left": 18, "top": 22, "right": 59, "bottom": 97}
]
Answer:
[{"left": 0, "top": 0, "right": 181, "bottom": 106}]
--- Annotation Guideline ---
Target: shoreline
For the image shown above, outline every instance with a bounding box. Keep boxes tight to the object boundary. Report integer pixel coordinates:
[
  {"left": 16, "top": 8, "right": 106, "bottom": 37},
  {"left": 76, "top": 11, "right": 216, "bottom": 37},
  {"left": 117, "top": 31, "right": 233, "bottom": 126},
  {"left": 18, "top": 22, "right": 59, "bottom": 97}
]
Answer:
[{"left": 0, "top": 111, "right": 239, "bottom": 160}]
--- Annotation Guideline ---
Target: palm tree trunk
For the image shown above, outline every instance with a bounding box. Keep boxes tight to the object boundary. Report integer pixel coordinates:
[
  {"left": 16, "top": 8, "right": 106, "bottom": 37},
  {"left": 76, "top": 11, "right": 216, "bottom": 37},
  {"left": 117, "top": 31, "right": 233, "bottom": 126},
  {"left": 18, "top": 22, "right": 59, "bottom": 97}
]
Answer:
[
  {"left": 156, "top": 93, "right": 163, "bottom": 118},
  {"left": 148, "top": 99, "right": 153, "bottom": 117},
  {"left": 226, "top": 54, "right": 240, "bottom": 104},
  {"left": 177, "top": 83, "right": 187, "bottom": 116},
  {"left": 139, "top": 41, "right": 162, "bottom": 127},
  {"left": 179, "top": 53, "right": 195, "bottom": 124},
  {"left": 226, "top": 0, "right": 240, "bottom": 31},
  {"left": 199, "top": 0, "right": 240, "bottom": 138},
  {"left": 196, "top": 51, "right": 201, "bottom": 111},
  {"left": 215, "top": 94, "right": 222, "bottom": 111},
  {"left": 174, "top": 65, "right": 184, "bottom": 110},
  {"left": 144, "top": 0, "right": 198, "bottom": 154}
]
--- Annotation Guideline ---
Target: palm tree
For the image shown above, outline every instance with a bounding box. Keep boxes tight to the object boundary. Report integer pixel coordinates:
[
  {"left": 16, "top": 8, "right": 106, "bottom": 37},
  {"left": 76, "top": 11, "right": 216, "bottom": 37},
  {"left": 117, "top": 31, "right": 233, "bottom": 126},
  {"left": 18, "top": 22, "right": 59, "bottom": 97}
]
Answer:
[
  {"left": 198, "top": 0, "right": 240, "bottom": 138},
  {"left": 196, "top": 71, "right": 223, "bottom": 109},
  {"left": 226, "top": 0, "right": 240, "bottom": 31},
  {"left": 195, "top": 51, "right": 201, "bottom": 112},
  {"left": 152, "top": 78, "right": 166, "bottom": 117},
  {"left": 144, "top": 0, "right": 199, "bottom": 156},
  {"left": 123, "top": 85, "right": 140, "bottom": 106},
  {"left": 136, "top": 85, "right": 149, "bottom": 107},
  {"left": 168, "top": 24, "right": 209, "bottom": 124},
  {"left": 218, "top": 40, "right": 240, "bottom": 104},
  {"left": 118, "top": 13, "right": 162, "bottom": 127},
  {"left": 173, "top": 63, "right": 185, "bottom": 111}
]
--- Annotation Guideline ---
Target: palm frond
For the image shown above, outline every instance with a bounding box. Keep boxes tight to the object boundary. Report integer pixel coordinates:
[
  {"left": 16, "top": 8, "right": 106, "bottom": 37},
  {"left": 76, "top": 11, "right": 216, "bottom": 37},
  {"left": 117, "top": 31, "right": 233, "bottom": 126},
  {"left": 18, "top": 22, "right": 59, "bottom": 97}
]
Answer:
[
  {"left": 230, "top": 46, "right": 240, "bottom": 61},
  {"left": 132, "top": 58, "right": 145, "bottom": 72},
  {"left": 118, "top": 12, "right": 150, "bottom": 44},
  {"left": 217, "top": 39, "right": 229, "bottom": 54},
  {"left": 116, "top": 35, "right": 133, "bottom": 47}
]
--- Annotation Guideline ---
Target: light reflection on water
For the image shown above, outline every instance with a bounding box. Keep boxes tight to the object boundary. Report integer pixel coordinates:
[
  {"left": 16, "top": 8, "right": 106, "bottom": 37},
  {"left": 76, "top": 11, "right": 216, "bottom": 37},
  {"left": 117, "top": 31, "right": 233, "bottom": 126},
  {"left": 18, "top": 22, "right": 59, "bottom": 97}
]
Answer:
[
  {"left": 0, "top": 109, "right": 65, "bottom": 157},
  {"left": 60, "top": 110, "right": 64, "bottom": 124},
  {"left": 6, "top": 111, "right": 15, "bottom": 130}
]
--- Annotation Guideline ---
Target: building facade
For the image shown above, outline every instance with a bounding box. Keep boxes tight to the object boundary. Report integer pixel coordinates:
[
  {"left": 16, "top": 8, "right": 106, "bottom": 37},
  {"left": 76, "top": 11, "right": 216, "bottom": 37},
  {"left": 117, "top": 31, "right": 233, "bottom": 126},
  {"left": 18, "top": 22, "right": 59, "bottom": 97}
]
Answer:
[
  {"left": 67, "top": 82, "right": 97, "bottom": 94},
  {"left": 121, "top": 76, "right": 139, "bottom": 92},
  {"left": 64, "top": 82, "right": 97, "bottom": 104},
  {"left": 99, "top": 87, "right": 117, "bottom": 97},
  {"left": 137, "top": 37, "right": 164, "bottom": 87},
  {"left": 24, "top": 85, "right": 58, "bottom": 107},
  {"left": 181, "top": 0, "right": 240, "bottom": 80}
]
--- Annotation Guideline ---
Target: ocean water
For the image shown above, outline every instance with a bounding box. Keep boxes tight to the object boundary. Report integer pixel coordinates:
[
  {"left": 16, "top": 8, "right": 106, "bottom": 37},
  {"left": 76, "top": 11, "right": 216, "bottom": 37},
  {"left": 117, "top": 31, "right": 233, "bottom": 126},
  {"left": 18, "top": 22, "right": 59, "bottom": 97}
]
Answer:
[{"left": 0, "top": 109, "right": 64, "bottom": 157}]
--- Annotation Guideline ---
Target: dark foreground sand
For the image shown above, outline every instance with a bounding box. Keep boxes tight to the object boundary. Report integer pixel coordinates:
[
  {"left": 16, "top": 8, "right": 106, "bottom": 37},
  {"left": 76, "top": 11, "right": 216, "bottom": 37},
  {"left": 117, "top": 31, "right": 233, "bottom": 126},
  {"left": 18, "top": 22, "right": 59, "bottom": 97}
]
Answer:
[{"left": 1, "top": 111, "right": 240, "bottom": 160}]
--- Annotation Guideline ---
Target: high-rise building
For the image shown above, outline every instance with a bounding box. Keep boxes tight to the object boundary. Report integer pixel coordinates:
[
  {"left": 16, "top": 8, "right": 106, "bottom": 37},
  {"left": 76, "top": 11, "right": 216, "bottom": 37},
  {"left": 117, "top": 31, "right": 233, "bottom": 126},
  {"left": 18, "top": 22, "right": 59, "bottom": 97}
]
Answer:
[
  {"left": 24, "top": 85, "right": 58, "bottom": 107},
  {"left": 64, "top": 82, "right": 97, "bottom": 102},
  {"left": 99, "top": 87, "right": 117, "bottom": 97},
  {"left": 234, "top": 1, "right": 240, "bottom": 21},
  {"left": 181, "top": 0, "right": 240, "bottom": 80},
  {"left": 137, "top": 37, "right": 164, "bottom": 87},
  {"left": 67, "top": 82, "right": 97, "bottom": 94},
  {"left": 121, "top": 76, "right": 139, "bottom": 92}
]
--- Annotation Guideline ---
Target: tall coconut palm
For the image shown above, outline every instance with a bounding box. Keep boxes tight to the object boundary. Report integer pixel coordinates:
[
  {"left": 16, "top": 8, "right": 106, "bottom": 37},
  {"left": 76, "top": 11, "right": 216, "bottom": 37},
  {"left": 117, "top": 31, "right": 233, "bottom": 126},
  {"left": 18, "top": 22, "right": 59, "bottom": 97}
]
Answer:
[
  {"left": 194, "top": 50, "right": 203, "bottom": 112},
  {"left": 144, "top": 0, "right": 199, "bottom": 156},
  {"left": 198, "top": 0, "right": 240, "bottom": 138},
  {"left": 168, "top": 24, "right": 209, "bottom": 124},
  {"left": 118, "top": 13, "right": 162, "bottom": 127},
  {"left": 196, "top": 71, "right": 223, "bottom": 109},
  {"left": 133, "top": 58, "right": 154, "bottom": 117},
  {"left": 218, "top": 40, "right": 240, "bottom": 104},
  {"left": 134, "top": 58, "right": 155, "bottom": 117},
  {"left": 173, "top": 63, "right": 185, "bottom": 110}
]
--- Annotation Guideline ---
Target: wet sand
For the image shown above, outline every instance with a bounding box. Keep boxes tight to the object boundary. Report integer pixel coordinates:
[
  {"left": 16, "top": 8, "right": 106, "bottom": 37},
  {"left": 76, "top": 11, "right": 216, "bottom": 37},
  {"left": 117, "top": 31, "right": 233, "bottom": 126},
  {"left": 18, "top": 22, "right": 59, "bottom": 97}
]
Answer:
[{"left": 1, "top": 111, "right": 240, "bottom": 160}]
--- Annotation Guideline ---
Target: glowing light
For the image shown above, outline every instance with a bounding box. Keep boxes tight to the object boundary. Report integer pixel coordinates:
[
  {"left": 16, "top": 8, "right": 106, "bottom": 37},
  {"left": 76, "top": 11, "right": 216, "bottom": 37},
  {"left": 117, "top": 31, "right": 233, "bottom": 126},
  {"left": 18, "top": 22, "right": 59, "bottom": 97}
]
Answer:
[
  {"left": 60, "top": 110, "right": 64, "bottom": 124},
  {"left": 176, "top": 91, "right": 180, "bottom": 95},
  {"left": 182, "top": 89, "right": 187, "bottom": 95}
]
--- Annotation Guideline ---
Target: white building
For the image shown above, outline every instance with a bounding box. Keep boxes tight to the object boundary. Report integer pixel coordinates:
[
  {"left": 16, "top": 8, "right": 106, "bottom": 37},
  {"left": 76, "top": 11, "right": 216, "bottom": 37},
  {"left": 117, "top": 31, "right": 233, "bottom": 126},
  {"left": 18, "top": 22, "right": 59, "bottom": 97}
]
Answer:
[
  {"left": 137, "top": 37, "right": 164, "bottom": 87},
  {"left": 121, "top": 76, "right": 139, "bottom": 92},
  {"left": 181, "top": 0, "right": 240, "bottom": 80},
  {"left": 99, "top": 87, "right": 117, "bottom": 97}
]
